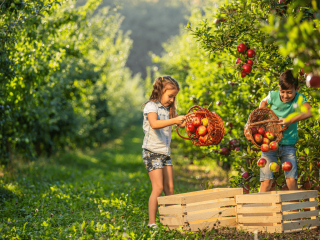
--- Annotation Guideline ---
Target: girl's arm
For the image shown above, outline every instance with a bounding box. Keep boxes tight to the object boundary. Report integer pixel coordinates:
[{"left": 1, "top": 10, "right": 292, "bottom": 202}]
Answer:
[{"left": 147, "top": 112, "right": 185, "bottom": 129}]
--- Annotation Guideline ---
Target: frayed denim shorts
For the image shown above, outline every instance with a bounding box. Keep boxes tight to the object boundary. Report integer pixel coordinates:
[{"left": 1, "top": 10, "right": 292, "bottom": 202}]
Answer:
[
  {"left": 142, "top": 149, "right": 172, "bottom": 172},
  {"left": 260, "top": 145, "right": 298, "bottom": 181}
]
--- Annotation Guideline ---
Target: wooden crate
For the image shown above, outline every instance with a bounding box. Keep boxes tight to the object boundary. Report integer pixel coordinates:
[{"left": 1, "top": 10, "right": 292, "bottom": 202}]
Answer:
[
  {"left": 157, "top": 188, "right": 243, "bottom": 232},
  {"left": 236, "top": 190, "right": 320, "bottom": 233}
]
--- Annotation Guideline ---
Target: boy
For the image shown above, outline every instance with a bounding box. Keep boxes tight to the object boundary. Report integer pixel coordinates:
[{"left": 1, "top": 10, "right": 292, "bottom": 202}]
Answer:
[{"left": 259, "top": 70, "right": 312, "bottom": 192}]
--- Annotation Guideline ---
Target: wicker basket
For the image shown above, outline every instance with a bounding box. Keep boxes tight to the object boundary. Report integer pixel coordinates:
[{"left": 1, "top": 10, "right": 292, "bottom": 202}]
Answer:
[
  {"left": 176, "top": 106, "right": 224, "bottom": 146},
  {"left": 244, "top": 108, "right": 287, "bottom": 148}
]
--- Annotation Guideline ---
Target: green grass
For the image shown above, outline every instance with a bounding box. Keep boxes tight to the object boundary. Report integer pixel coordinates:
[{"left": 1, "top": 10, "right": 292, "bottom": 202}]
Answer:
[{"left": 1, "top": 125, "right": 319, "bottom": 239}]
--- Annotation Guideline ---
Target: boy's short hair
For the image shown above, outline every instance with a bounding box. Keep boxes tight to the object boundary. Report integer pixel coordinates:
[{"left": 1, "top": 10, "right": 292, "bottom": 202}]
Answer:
[{"left": 279, "top": 70, "right": 299, "bottom": 90}]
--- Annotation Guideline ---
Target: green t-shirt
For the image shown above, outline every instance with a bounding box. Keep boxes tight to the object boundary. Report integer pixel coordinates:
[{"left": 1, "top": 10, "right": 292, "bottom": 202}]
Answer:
[{"left": 266, "top": 91, "right": 307, "bottom": 145}]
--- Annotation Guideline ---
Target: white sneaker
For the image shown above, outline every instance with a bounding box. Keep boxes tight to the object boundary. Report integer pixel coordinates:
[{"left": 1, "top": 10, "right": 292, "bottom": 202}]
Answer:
[{"left": 147, "top": 223, "right": 158, "bottom": 229}]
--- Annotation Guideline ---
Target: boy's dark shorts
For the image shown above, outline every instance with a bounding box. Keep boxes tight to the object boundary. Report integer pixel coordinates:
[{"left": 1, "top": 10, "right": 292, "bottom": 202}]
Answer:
[{"left": 142, "top": 149, "right": 172, "bottom": 172}]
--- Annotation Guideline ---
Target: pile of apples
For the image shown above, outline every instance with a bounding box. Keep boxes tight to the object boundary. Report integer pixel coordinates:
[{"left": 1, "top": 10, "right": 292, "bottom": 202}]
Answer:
[
  {"left": 257, "top": 157, "right": 293, "bottom": 173},
  {"left": 251, "top": 126, "right": 278, "bottom": 152},
  {"left": 236, "top": 42, "right": 255, "bottom": 78},
  {"left": 186, "top": 115, "right": 214, "bottom": 144}
]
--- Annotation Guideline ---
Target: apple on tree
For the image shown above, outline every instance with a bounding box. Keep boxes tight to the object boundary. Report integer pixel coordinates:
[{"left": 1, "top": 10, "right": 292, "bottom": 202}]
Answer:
[
  {"left": 240, "top": 71, "right": 247, "bottom": 78},
  {"left": 306, "top": 74, "right": 320, "bottom": 88},
  {"left": 241, "top": 171, "right": 249, "bottom": 180},
  {"left": 247, "top": 49, "right": 256, "bottom": 58},
  {"left": 220, "top": 147, "right": 229, "bottom": 155},
  {"left": 237, "top": 43, "right": 247, "bottom": 53},
  {"left": 243, "top": 184, "right": 250, "bottom": 194},
  {"left": 242, "top": 64, "right": 252, "bottom": 74},
  {"left": 247, "top": 59, "right": 253, "bottom": 66}
]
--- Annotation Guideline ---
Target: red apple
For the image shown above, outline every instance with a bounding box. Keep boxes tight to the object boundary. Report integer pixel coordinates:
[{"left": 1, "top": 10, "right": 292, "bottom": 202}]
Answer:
[
  {"left": 261, "top": 144, "right": 270, "bottom": 152},
  {"left": 237, "top": 43, "right": 247, "bottom": 53},
  {"left": 201, "top": 118, "right": 209, "bottom": 127},
  {"left": 199, "top": 134, "right": 209, "bottom": 143},
  {"left": 187, "top": 124, "right": 196, "bottom": 133},
  {"left": 269, "top": 162, "right": 279, "bottom": 172},
  {"left": 247, "top": 49, "right": 256, "bottom": 58},
  {"left": 251, "top": 127, "right": 258, "bottom": 135},
  {"left": 192, "top": 117, "right": 201, "bottom": 127},
  {"left": 235, "top": 147, "right": 240, "bottom": 151},
  {"left": 258, "top": 127, "right": 265, "bottom": 135},
  {"left": 247, "top": 59, "right": 253, "bottom": 66},
  {"left": 197, "top": 125, "right": 207, "bottom": 136},
  {"left": 242, "top": 64, "right": 252, "bottom": 74},
  {"left": 269, "top": 141, "right": 279, "bottom": 151},
  {"left": 236, "top": 58, "right": 241, "bottom": 64},
  {"left": 229, "top": 139, "right": 239, "bottom": 147},
  {"left": 317, "top": 161, "right": 320, "bottom": 168},
  {"left": 257, "top": 158, "right": 267, "bottom": 168},
  {"left": 306, "top": 74, "right": 320, "bottom": 88},
  {"left": 241, "top": 172, "right": 249, "bottom": 180},
  {"left": 243, "top": 184, "right": 250, "bottom": 194},
  {"left": 264, "top": 131, "right": 275, "bottom": 140},
  {"left": 254, "top": 134, "right": 263, "bottom": 143},
  {"left": 304, "top": 181, "right": 312, "bottom": 190},
  {"left": 207, "top": 124, "right": 215, "bottom": 134},
  {"left": 263, "top": 138, "right": 270, "bottom": 145},
  {"left": 220, "top": 147, "right": 230, "bottom": 155},
  {"left": 216, "top": 101, "right": 222, "bottom": 106},
  {"left": 282, "top": 161, "right": 293, "bottom": 172},
  {"left": 240, "top": 70, "right": 246, "bottom": 78},
  {"left": 226, "top": 122, "right": 233, "bottom": 128}
]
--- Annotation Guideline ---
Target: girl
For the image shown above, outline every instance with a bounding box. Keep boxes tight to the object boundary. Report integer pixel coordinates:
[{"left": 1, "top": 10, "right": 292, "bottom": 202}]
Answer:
[{"left": 141, "top": 76, "right": 186, "bottom": 228}]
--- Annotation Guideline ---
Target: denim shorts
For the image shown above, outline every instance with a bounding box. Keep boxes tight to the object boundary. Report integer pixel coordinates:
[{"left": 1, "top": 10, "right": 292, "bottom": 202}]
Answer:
[
  {"left": 142, "top": 149, "right": 172, "bottom": 172},
  {"left": 260, "top": 145, "right": 298, "bottom": 181}
]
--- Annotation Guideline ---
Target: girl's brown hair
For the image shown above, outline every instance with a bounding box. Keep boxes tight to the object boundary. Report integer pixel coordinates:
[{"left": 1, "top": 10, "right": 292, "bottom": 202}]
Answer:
[{"left": 141, "top": 76, "right": 180, "bottom": 118}]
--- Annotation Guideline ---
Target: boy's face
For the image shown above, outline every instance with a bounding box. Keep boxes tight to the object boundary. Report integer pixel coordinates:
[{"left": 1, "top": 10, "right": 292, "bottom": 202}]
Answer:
[{"left": 279, "top": 85, "right": 299, "bottom": 103}]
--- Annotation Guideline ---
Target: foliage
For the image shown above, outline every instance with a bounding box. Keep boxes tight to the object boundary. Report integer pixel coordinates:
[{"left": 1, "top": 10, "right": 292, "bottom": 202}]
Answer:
[{"left": 152, "top": 0, "right": 320, "bottom": 192}]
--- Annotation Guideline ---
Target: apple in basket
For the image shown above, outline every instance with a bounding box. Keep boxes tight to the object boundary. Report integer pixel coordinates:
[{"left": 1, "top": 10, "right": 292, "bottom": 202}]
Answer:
[
  {"left": 257, "top": 158, "right": 267, "bottom": 168},
  {"left": 263, "top": 138, "right": 270, "bottom": 145},
  {"left": 254, "top": 134, "right": 263, "bottom": 143},
  {"left": 261, "top": 144, "right": 270, "bottom": 152},
  {"left": 201, "top": 117, "right": 209, "bottom": 127},
  {"left": 187, "top": 123, "right": 196, "bottom": 133},
  {"left": 282, "top": 161, "right": 293, "bottom": 172},
  {"left": 258, "top": 127, "right": 265, "bottom": 135},
  {"left": 199, "top": 134, "right": 209, "bottom": 144},
  {"left": 264, "top": 131, "right": 275, "bottom": 140},
  {"left": 251, "top": 127, "right": 258, "bottom": 135},
  {"left": 197, "top": 125, "right": 207, "bottom": 136},
  {"left": 269, "top": 162, "right": 279, "bottom": 173},
  {"left": 269, "top": 141, "right": 279, "bottom": 151},
  {"left": 207, "top": 124, "right": 215, "bottom": 134},
  {"left": 192, "top": 116, "right": 201, "bottom": 127}
]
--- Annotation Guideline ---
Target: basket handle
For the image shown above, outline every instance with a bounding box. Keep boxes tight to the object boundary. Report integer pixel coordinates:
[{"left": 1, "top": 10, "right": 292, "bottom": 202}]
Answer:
[
  {"left": 185, "top": 111, "right": 207, "bottom": 118},
  {"left": 176, "top": 125, "right": 192, "bottom": 140},
  {"left": 250, "top": 120, "right": 280, "bottom": 126}
]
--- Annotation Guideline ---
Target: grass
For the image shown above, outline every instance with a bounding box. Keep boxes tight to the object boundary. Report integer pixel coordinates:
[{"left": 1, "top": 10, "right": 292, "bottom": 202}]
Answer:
[{"left": 0, "top": 125, "right": 319, "bottom": 239}]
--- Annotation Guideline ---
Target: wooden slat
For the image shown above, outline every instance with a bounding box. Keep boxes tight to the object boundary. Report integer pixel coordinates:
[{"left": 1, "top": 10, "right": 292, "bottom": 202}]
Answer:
[
  {"left": 237, "top": 205, "right": 281, "bottom": 214},
  {"left": 236, "top": 193, "right": 281, "bottom": 204},
  {"left": 282, "top": 218, "right": 320, "bottom": 231},
  {"left": 169, "top": 188, "right": 238, "bottom": 197},
  {"left": 282, "top": 210, "right": 319, "bottom": 221},
  {"left": 182, "top": 189, "right": 242, "bottom": 204},
  {"left": 157, "top": 196, "right": 182, "bottom": 205},
  {"left": 185, "top": 207, "right": 236, "bottom": 222},
  {"left": 238, "top": 214, "right": 282, "bottom": 223},
  {"left": 188, "top": 217, "right": 236, "bottom": 231},
  {"left": 185, "top": 199, "right": 235, "bottom": 212},
  {"left": 281, "top": 200, "right": 318, "bottom": 212},
  {"left": 237, "top": 225, "right": 283, "bottom": 233},
  {"left": 160, "top": 216, "right": 184, "bottom": 226},
  {"left": 159, "top": 205, "right": 183, "bottom": 215},
  {"left": 280, "top": 190, "right": 318, "bottom": 202},
  {"left": 309, "top": 198, "right": 317, "bottom": 220}
]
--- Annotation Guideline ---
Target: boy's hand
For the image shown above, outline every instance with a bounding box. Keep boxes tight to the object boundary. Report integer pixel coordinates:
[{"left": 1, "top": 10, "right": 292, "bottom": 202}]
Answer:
[{"left": 278, "top": 118, "right": 291, "bottom": 128}]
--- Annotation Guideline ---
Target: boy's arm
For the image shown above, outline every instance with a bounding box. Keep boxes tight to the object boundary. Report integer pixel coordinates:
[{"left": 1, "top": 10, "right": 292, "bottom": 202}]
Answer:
[
  {"left": 278, "top": 102, "right": 312, "bottom": 127},
  {"left": 259, "top": 96, "right": 269, "bottom": 108}
]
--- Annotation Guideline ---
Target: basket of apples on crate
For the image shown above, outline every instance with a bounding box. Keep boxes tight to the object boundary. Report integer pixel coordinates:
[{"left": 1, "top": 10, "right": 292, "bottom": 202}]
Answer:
[
  {"left": 176, "top": 106, "right": 224, "bottom": 146},
  {"left": 244, "top": 108, "right": 287, "bottom": 152}
]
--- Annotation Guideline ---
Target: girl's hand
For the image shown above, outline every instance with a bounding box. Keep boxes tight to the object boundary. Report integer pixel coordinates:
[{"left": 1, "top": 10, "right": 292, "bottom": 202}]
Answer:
[
  {"left": 175, "top": 115, "right": 186, "bottom": 125},
  {"left": 278, "top": 118, "right": 291, "bottom": 128}
]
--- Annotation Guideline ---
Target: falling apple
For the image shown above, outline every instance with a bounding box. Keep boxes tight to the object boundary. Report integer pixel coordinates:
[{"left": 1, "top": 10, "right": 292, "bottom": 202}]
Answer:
[
  {"left": 257, "top": 158, "right": 267, "bottom": 168},
  {"left": 187, "top": 123, "right": 196, "bottom": 133},
  {"left": 264, "top": 131, "right": 275, "bottom": 140},
  {"left": 258, "top": 127, "right": 265, "bottom": 135},
  {"left": 263, "top": 138, "right": 270, "bottom": 145},
  {"left": 251, "top": 127, "right": 258, "bottom": 135},
  {"left": 306, "top": 74, "right": 320, "bottom": 88},
  {"left": 282, "top": 161, "right": 293, "bottom": 172},
  {"left": 254, "top": 134, "right": 263, "bottom": 143},
  {"left": 192, "top": 117, "right": 201, "bottom": 127},
  {"left": 197, "top": 125, "right": 207, "bottom": 136},
  {"left": 241, "top": 172, "right": 249, "bottom": 180},
  {"left": 269, "top": 141, "right": 279, "bottom": 151},
  {"left": 261, "top": 144, "right": 270, "bottom": 152},
  {"left": 269, "top": 162, "right": 279, "bottom": 172},
  {"left": 237, "top": 43, "right": 247, "bottom": 53},
  {"left": 247, "top": 49, "right": 256, "bottom": 58}
]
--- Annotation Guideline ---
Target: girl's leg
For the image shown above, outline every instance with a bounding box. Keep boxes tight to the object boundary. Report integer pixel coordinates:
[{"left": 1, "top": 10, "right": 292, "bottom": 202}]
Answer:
[
  {"left": 148, "top": 169, "right": 164, "bottom": 225},
  {"left": 163, "top": 165, "right": 174, "bottom": 196}
]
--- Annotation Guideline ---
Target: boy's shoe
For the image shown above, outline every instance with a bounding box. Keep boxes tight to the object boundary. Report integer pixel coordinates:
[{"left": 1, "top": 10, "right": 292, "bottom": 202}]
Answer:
[{"left": 147, "top": 223, "right": 158, "bottom": 229}]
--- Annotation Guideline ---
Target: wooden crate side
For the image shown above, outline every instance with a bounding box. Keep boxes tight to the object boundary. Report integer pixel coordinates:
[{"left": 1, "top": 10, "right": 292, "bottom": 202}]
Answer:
[
  {"left": 281, "top": 200, "right": 318, "bottom": 212},
  {"left": 184, "top": 207, "right": 236, "bottom": 222},
  {"left": 237, "top": 225, "right": 283, "bottom": 233},
  {"left": 188, "top": 217, "right": 237, "bottom": 232},
  {"left": 182, "top": 188, "right": 242, "bottom": 204},
  {"left": 185, "top": 199, "right": 235, "bottom": 213},
  {"left": 237, "top": 205, "right": 281, "bottom": 214},
  {"left": 238, "top": 213, "right": 282, "bottom": 224},
  {"left": 236, "top": 194, "right": 281, "bottom": 204},
  {"left": 170, "top": 188, "right": 238, "bottom": 197},
  {"left": 282, "top": 210, "right": 319, "bottom": 221},
  {"left": 159, "top": 205, "right": 183, "bottom": 216},
  {"left": 157, "top": 196, "right": 182, "bottom": 205},
  {"left": 160, "top": 216, "right": 184, "bottom": 226},
  {"left": 282, "top": 218, "right": 320, "bottom": 232},
  {"left": 280, "top": 190, "right": 318, "bottom": 202}
]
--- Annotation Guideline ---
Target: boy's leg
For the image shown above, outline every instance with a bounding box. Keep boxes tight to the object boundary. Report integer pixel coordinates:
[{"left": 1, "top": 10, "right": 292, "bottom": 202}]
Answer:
[
  {"left": 148, "top": 169, "right": 164, "bottom": 225},
  {"left": 163, "top": 165, "right": 174, "bottom": 196},
  {"left": 280, "top": 145, "right": 298, "bottom": 190},
  {"left": 259, "top": 149, "right": 278, "bottom": 192},
  {"left": 260, "top": 180, "right": 273, "bottom": 192}
]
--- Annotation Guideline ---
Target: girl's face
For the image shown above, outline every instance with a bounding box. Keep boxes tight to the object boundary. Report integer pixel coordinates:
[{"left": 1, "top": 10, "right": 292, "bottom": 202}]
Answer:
[
  {"left": 279, "top": 86, "right": 299, "bottom": 103},
  {"left": 161, "top": 88, "right": 179, "bottom": 107}
]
